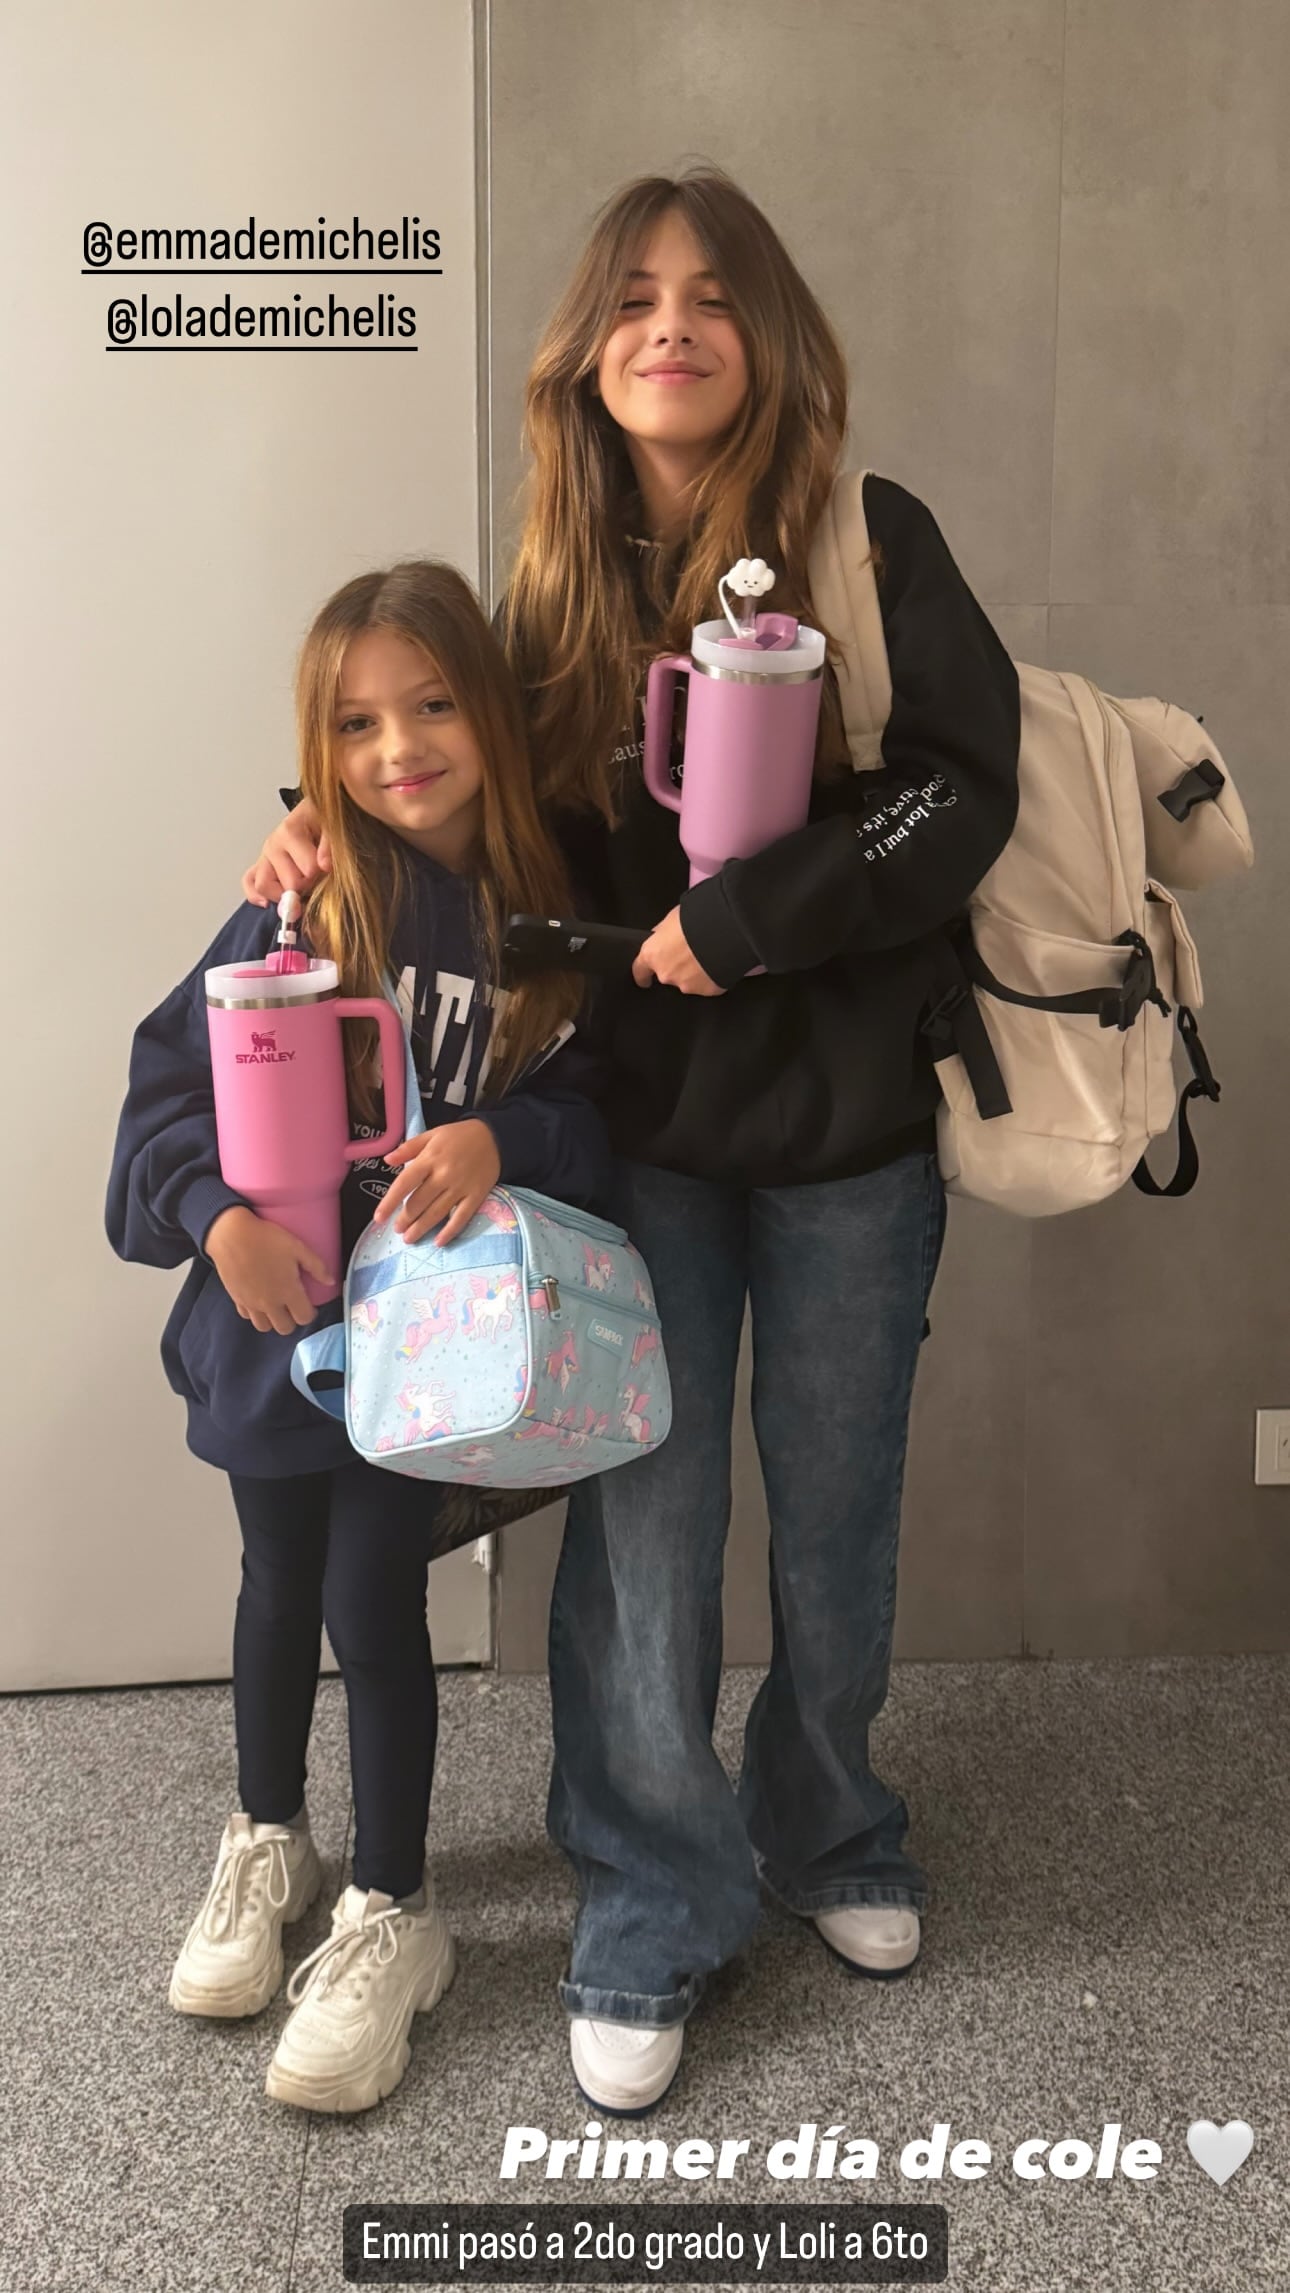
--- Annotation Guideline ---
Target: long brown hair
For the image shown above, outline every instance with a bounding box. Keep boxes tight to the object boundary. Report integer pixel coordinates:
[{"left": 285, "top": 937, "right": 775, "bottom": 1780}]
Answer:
[
  {"left": 503, "top": 166, "right": 852, "bottom": 820},
  {"left": 294, "top": 560, "right": 579, "bottom": 1112}
]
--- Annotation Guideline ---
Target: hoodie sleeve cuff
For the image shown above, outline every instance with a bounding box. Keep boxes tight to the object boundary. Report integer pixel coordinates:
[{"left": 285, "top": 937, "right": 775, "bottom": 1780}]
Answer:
[
  {"left": 177, "top": 1174, "right": 252, "bottom": 1256},
  {"left": 476, "top": 1101, "right": 548, "bottom": 1189},
  {"left": 678, "top": 874, "right": 761, "bottom": 989}
]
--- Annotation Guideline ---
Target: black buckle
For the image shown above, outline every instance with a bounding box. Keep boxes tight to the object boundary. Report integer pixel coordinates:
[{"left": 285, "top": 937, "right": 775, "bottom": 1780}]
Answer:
[
  {"left": 1158, "top": 759, "right": 1224, "bottom": 823},
  {"left": 1178, "top": 1006, "right": 1220, "bottom": 1100},
  {"left": 921, "top": 979, "right": 969, "bottom": 1058},
  {"left": 1102, "top": 934, "right": 1170, "bottom": 1031}
]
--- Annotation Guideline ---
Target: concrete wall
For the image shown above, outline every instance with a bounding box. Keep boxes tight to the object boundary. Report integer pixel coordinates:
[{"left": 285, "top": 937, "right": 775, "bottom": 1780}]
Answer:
[{"left": 485, "top": 0, "right": 1290, "bottom": 1665}]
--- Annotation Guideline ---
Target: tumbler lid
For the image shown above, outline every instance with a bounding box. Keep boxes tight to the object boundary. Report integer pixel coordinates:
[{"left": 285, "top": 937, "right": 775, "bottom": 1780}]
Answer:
[
  {"left": 691, "top": 618, "right": 826, "bottom": 676},
  {"left": 205, "top": 956, "right": 339, "bottom": 1006}
]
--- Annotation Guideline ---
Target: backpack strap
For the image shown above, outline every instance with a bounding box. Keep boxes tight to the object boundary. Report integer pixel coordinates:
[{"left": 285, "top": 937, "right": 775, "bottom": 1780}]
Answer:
[
  {"left": 920, "top": 924, "right": 1176, "bottom": 1123},
  {"left": 1130, "top": 1007, "right": 1221, "bottom": 1198},
  {"left": 807, "top": 468, "right": 892, "bottom": 770},
  {"left": 963, "top": 931, "right": 1171, "bottom": 1033},
  {"left": 919, "top": 927, "right": 1014, "bottom": 1119}
]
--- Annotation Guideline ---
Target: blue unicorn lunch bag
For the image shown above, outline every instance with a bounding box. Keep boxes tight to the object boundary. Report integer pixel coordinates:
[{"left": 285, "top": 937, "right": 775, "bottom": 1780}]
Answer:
[{"left": 292, "top": 1185, "right": 671, "bottom": 1489}]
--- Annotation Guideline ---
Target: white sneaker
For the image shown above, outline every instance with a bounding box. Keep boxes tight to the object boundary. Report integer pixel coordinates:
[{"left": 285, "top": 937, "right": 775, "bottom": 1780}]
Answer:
[
  {"left": 813, "top": 1903, "right": 921, "bottom": 1978},
  {"left": 264, "top": 1878, "right": 455, "bottom": 2113},
  {"left": 570, "top": 2016, "right": 684, "bottom": 2116},
  {"left": 169, "top": 1812, "right": 322, "bottom": 2019}
]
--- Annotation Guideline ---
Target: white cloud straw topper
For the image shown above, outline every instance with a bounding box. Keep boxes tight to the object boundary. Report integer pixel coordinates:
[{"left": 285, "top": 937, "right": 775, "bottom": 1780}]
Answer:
[{"left": 719, "top": 556, "right": 776, "bottom": 638}]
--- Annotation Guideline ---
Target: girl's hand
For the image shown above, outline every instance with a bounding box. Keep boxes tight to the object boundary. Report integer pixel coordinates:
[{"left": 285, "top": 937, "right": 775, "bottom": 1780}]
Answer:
[
  {"left": 205, "top": 1206, "right": 330, "bottom": 1333},
  {"left": 632, "top": 907, "right": 726, "bottom": 996},
  {"left": 376, "top": 1119, "right": 503, "bottom": 1248},
  {"left": 242, "top": 800, "right": 332, "bottom": 907}
]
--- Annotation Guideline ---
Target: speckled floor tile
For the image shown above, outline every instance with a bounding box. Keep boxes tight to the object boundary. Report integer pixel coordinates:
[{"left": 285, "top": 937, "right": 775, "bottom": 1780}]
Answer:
[
  {"left": 3, "top": 1660, "right": 1286, "bottom": 2293},
  {"left": 0, "top": 1678, "right": 351, "bottom": 2293}
]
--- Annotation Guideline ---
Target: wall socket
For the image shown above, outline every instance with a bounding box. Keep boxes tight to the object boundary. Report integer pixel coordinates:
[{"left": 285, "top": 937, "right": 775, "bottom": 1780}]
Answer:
[{"left": 1254, "top": 1409, "right": 1290, "bottom": 1485}]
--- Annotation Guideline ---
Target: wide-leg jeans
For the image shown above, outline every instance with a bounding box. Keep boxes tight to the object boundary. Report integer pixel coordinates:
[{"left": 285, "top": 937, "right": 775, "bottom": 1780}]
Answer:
[{"left": 547, "top": 1149, "right": 947, "bottom": 2025}]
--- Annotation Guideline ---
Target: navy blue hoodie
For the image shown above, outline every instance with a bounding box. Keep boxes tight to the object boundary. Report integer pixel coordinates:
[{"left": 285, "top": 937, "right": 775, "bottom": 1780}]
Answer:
[{"left": 106, "top": 846, "right": 611, "bottom": 1478}]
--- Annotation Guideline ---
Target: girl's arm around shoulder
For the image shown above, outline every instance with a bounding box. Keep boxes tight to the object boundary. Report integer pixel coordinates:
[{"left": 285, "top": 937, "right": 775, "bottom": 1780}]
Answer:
[
  {"left": 678, "top": 473, "right": 1021, "bottom": 982},
  {"left": 105, "top": 903, "right": 278, "bottom": 1268},
  {"left": 475, "top": 1017, "right": 613, "bottom": 1215}
]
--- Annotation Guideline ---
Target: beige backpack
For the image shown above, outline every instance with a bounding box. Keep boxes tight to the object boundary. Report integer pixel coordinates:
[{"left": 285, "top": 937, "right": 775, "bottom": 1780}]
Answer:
[{"left": 807, "top": 471, "right": 1254, "bottom": 1216}]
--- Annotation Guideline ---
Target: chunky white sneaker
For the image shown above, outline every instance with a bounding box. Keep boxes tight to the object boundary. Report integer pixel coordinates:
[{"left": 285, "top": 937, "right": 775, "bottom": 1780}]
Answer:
[
  {"left": 570, "top": 2016, "right": 684, "bottom": 2116},
  {"left": 264, "top": 1879, "right": 455, "bottom": 2113},
  {"left": 813, "top": 1903, "right": 921, "bottom": 1978},
  {"left": 169, "top": 1812, "right": 322, "bottom": 2019}
]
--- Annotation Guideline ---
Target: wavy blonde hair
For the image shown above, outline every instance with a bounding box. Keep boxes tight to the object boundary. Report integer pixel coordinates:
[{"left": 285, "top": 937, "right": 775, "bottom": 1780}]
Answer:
[
  {"left": 502, "top": 166, "right": 852, "bottom": 821},
  {"left": 295, "top": 560, "right": 580, "bottom": 1114}
]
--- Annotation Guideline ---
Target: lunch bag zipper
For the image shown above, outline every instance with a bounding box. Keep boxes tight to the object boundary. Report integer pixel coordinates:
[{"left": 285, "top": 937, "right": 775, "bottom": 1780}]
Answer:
[{"left": 537, "top": 1275, "right": 654, "bottom": 1323}]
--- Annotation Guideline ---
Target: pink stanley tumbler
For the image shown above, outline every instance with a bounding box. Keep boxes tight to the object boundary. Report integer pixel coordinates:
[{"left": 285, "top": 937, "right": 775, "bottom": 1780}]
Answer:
[
  {"left": 641, "top": 560, "right": 827, "bottom": 886},
  {"left": 205, "top": 957, "right": 406, "bottom": 1306}
]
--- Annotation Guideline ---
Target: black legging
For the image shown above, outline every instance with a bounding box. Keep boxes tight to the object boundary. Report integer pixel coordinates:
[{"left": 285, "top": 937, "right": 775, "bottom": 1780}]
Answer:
[{"left": 228, "top": 1460, "right": 441, "bottom": 1901}]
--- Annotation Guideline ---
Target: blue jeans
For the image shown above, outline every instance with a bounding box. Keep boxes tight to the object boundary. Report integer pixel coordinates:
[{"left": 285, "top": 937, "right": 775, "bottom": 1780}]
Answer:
[{"left": 547, "top": 1150, "right": 947, "bottom": 2026}]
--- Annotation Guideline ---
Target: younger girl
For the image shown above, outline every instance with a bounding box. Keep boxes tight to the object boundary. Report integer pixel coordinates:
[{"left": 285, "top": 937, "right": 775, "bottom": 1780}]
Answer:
[{"left": 108, "top": 562, "right": 608, "bottom": 2114}]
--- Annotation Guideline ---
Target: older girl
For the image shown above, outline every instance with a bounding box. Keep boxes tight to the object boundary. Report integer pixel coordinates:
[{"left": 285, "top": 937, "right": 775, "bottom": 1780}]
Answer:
[{"left": 247, "top": 170, "right": 1019, "bottom": 2114}]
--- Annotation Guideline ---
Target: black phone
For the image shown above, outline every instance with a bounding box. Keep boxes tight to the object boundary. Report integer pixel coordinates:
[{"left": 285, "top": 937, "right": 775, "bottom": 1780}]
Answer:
[{"left": 502, "top": 914, "right": 647, "bottom": 979}]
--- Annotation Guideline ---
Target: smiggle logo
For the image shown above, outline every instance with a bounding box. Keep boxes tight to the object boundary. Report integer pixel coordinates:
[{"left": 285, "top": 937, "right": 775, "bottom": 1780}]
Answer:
[{"left": 235, "top": 1030, "right": 296, "bottom": 1065}]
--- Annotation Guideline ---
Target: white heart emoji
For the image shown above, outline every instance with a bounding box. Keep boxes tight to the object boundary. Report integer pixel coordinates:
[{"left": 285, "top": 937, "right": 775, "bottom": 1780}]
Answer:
[{"left": 1186, "top": 2120, "right": 1254, "bottom": 2185}]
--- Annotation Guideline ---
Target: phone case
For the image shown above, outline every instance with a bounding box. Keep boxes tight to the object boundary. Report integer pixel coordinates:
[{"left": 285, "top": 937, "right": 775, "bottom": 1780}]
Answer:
[{"left": 503, "top": 915, "right": 646, "bottom": 978}]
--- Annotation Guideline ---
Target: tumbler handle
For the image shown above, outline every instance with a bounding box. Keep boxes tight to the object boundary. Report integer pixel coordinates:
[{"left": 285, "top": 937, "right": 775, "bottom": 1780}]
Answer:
[
  {"left": 642, "top": 655, "right": 690, "bottom": 813},
  {"left": 334, "top": 998, "right": 408, "bottom": 1161}
]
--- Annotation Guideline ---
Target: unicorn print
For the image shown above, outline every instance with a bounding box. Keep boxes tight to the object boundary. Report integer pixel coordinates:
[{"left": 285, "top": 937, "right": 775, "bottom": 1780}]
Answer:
[
  {"left": 396, "top": 1284, "right": 457, "bottom": 1361},
  {"left": 550, "top": 1405, "right": 587, "bottom": 1450},
  {"left": 350, "top": 1298, "right": 382, "bottom": 1338},
  {"left": 545, "top": 1329, "right": 580, "bottom": 1393},
  {"left": 394, "top": 1382, "right": 455, "bottom": 1443},
  {"left": 633, "top": 1275, "right": 655, "bottom": 1314},
  {"left": 476, "top": 1198, "right": 518, "bottom": 1233},
  {"left": 630, "top": 1324, "right": 660, "bottom": 1371},
  {"left": 461, "top": 1269, "right": 521, "bottom": 1342},
  {"left": 550, "top": 1402, "right": 610, "bottom": 1452},
  {"left": 514, "top": 1416, "right": 565, "bottom": 1445},
  {"left": 454, "top": 1443, "right": 495, "bottom": 1475},
  {"left": 620, "top": 1386, "right": 653, "bottom": 1445},
  {"left": 583, "top": 1244, "right": 614, "bottom": 1292}
]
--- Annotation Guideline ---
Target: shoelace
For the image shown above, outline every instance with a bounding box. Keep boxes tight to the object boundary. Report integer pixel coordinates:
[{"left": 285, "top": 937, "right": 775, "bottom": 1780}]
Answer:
[
  {"left": 286, "top": 1901, "right": 405, "bottom": 2007},
  {"left": 201, "top": 1832, "right": 292, "bottom": 1944}
]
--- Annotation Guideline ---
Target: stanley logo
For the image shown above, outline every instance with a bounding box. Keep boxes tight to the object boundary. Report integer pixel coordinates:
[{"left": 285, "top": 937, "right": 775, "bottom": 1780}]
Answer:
[{"left": 235, "top": 1030, "right": 297, "bottom": 1066}]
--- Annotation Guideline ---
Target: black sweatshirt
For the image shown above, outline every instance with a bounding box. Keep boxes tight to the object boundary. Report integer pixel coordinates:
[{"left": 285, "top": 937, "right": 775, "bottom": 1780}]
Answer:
[
  {"left": 552, "top": 473, "right": 1021, "bottom": 1188},
  {"left": 106, "top": 847, "right": 610, "bottom": 1477}
]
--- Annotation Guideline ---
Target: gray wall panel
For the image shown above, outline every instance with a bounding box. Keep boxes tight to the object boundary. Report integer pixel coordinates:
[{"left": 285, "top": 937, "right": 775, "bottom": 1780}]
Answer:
[
  {"left": 1052, "top": 0, "right": 1290, "bottom": 604},
  {"left": 488, "top": 0, "right": 1065, "bottom": 603},
  {"left": 1030, "top": 602, "right": 1290, "bottom": 1653},
  {"left": 485, "top": 2, "right": 1288, "bottom": 1665}
]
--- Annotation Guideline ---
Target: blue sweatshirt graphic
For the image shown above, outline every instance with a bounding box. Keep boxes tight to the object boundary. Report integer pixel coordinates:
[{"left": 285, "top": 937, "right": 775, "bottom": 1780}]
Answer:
[{"left": 107, "top": 847, "right": 611, "bottom": 1477}]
